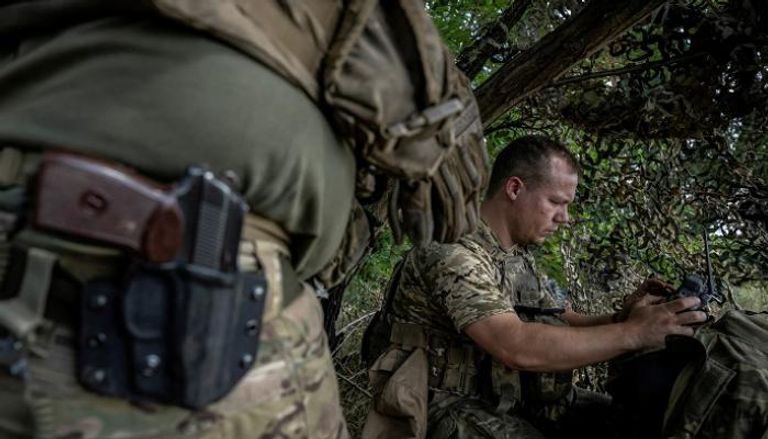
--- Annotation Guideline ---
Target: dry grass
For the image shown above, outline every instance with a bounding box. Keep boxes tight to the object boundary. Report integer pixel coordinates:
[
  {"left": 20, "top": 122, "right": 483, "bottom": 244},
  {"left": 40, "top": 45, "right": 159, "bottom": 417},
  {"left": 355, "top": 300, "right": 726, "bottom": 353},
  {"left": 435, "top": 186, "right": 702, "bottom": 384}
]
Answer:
[{"left": 333, "top": 302, "right": 380, "bottom": 437}]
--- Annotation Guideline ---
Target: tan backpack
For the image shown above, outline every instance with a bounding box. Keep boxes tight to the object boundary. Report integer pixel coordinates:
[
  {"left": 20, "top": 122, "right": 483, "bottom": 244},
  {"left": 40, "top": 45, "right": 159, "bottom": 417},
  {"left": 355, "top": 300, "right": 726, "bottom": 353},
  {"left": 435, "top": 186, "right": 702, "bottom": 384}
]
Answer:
[{"left": 150, "top": 0, "right": 488, "bottom": 248}]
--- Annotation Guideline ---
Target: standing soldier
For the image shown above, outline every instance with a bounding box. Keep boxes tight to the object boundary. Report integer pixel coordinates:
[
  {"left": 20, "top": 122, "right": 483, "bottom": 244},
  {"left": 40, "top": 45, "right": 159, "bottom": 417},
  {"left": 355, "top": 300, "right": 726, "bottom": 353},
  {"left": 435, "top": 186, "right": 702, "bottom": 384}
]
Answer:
[{"left": 0, "top": 1, "right": 487, "bottom": 438}]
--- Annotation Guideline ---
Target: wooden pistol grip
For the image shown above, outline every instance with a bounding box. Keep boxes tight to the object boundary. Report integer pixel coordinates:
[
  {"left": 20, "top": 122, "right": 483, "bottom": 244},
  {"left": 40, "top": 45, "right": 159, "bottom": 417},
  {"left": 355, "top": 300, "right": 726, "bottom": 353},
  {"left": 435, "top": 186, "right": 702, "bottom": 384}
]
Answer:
[{"left": 33, "top": 152, "right": 183, "bottom": 263}]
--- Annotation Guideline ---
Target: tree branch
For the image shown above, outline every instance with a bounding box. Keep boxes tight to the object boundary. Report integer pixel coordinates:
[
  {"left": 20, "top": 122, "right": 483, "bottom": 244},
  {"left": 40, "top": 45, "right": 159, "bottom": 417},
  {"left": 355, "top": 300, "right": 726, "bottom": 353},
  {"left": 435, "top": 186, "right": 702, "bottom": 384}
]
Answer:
[
  {"left": 547, "top": 53, "right": 705, "bottom": 88},
  {"left": 336, "top": 370, "right": 372, "bottom": 399},
  {"left": 455, "top": 0, "right": 533, "bottom": 81},
  {"left": 485, "top": 118, "right": 559, "bottom": 135},
  {"left": 476, "top": 0, "right": 669, "bottom": 126}
]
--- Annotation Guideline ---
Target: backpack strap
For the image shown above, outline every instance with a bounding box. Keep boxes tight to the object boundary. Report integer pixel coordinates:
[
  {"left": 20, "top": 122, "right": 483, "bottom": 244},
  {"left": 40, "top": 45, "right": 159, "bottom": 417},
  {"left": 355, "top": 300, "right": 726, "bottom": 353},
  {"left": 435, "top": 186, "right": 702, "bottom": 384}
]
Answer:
[
  {"left": 398, "top": 0, "right": 449, "bottom": 104},
  {"left": 324, "top": 0, "right": 377, "bottom": 83},
  {"left": 360, "top": 257, "right": 406, "bottom": 366}
]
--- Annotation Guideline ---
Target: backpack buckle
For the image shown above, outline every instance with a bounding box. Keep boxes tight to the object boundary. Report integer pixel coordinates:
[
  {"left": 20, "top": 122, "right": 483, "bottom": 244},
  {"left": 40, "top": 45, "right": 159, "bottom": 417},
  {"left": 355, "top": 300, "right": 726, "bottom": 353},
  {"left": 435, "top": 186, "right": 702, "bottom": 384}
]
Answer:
[{"left": 384, "top": 98, "right": 464, "bottom": 139}]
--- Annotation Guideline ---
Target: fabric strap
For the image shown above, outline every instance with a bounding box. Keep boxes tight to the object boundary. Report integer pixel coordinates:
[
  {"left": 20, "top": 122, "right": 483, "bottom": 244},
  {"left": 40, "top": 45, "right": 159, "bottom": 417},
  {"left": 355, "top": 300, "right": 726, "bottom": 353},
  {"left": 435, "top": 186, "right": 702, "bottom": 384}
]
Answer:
[
  {"left": 0, "top": 147, "right": 40, "bottom": 187},
  {"left": 240, "top": 214, "right": 296, "bottom": 322},
  {"left": 0, "top": 248, "right": 56, "bottom": 341}
]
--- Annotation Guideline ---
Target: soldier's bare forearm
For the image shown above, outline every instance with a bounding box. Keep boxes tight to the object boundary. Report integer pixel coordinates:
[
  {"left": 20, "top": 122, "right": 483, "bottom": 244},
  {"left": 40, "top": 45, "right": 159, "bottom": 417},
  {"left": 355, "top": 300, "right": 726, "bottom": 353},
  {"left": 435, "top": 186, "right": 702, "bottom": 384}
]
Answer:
[
  {"left": 465, "top": 315, "right": 642, "bottom": 371},
  {"left": 560, "top": 309, "right": 614, "bottom": 327},
  {"left": 463, "top": 296, "right": 706, "bottom": 372}
]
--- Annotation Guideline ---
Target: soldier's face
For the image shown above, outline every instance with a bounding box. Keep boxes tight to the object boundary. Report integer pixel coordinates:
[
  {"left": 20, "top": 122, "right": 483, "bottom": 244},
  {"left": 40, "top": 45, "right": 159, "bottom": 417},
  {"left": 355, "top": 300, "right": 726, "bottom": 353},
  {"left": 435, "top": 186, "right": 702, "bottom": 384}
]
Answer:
[{"left": 509, "top": 156, "right": 578, "bottom": 245}]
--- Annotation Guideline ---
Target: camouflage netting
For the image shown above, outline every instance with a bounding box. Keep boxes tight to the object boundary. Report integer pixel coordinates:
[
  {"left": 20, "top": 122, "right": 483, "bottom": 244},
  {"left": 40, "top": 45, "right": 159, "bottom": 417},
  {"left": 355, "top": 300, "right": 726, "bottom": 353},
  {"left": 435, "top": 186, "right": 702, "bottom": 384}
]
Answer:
[
  {"left": 478, "top": 0, "right": 767, "bottom": 313},
  {"left": 334, "top": 2, "right": 768, "bottom": 432}
]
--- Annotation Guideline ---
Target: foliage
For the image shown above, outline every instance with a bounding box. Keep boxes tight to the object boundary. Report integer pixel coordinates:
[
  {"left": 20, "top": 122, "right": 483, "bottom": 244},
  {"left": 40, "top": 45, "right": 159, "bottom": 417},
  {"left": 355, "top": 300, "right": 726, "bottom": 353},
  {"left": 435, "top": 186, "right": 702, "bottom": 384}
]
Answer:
[
  {"left": 332, "top": 231, "right": 409, "bottom": 436},
  {"left": 487, "top": 0, "right": 768, "bottom": 305},
  {"left": 335, "top": 1, "right": 768, "bottom": 435}
]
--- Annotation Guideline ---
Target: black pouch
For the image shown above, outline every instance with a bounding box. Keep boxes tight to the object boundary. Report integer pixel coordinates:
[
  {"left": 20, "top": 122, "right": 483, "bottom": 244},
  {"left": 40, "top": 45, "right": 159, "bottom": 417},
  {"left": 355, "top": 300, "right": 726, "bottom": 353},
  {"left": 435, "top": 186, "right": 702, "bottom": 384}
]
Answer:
[{"left": 77, "top": 167, "right": 268, "bottom": 409}]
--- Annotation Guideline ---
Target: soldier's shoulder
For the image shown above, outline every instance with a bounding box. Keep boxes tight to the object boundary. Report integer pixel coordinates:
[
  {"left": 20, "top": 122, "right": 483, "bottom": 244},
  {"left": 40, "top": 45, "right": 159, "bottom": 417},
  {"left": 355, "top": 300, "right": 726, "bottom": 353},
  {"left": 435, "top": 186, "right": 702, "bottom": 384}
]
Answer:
[
  {"left": 413, "top": 237, "right": 491, "bottom": 267},
  {"left": 402, "top": 239, "right": 494, "bottom": 289}
]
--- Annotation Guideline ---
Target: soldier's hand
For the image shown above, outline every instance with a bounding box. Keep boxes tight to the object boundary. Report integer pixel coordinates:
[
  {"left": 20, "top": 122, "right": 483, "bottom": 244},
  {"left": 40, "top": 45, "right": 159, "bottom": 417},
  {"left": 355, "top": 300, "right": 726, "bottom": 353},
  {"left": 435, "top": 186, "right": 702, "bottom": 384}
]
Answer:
[
  {"left": 615, "top": 278, "right": 674, "bottom": 322},
  {"left": 636, "top": 278, "right": 675, "bottom": 297},
  {"left": 624, "top": 295, "right": 708, "bottom": 350}
]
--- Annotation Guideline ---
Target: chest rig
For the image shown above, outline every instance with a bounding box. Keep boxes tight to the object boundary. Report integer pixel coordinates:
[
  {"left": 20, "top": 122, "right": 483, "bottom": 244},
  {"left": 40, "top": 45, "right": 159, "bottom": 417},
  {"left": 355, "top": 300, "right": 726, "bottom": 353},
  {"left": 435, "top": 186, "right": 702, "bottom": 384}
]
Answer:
[{"left": 371, "top": 230, "right": 574, "bottom": 419}]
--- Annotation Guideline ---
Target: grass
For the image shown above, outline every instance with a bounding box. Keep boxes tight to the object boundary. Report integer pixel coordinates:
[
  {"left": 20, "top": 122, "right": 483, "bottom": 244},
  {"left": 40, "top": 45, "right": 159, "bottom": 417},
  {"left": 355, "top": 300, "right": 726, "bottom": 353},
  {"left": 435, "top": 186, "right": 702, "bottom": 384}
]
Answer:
[{"left": 332, "top": 231, "right": 408, "bottom": 437}]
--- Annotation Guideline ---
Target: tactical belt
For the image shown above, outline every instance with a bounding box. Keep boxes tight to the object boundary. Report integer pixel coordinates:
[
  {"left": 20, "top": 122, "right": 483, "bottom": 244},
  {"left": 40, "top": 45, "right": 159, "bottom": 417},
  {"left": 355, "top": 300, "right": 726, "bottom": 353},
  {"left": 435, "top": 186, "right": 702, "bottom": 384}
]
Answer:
[
  {"left": 390, "top": 316, "right": 575, "bottom": 417},
  {"left": 389, "top": 321, "right": 484, "bottom": 398},
  {"left": 0, "top": 147, "right": 298, "bottom": 409}
]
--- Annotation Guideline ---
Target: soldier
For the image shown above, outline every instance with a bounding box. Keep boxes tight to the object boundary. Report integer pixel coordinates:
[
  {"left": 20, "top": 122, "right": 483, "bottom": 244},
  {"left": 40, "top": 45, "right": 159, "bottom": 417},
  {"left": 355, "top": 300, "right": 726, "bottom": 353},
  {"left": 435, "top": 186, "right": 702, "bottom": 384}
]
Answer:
[
  {"left": 0, "top": 1, "right": 486, "bottom": 438},
  {"left": 363, "top": 135, "right": 707, "bottom": 438}
]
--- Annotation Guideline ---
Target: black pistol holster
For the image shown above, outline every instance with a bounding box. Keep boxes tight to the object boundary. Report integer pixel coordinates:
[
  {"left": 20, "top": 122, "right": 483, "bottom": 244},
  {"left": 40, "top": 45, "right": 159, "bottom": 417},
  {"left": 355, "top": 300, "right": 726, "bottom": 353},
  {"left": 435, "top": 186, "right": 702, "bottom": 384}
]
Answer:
[{"left": 32, "top": 153, "right": 268, "bottom": 409}]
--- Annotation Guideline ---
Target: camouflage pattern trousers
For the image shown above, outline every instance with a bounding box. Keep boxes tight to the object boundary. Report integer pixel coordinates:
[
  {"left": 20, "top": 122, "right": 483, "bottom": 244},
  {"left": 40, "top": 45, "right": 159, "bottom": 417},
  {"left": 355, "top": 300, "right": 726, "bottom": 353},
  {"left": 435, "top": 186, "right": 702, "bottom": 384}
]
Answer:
[
  {"left": 427, "top": 387, "right": 614, "bottom": 439},
  {"left": 0, "top": 286, "right": 348, "bottom": 439}
]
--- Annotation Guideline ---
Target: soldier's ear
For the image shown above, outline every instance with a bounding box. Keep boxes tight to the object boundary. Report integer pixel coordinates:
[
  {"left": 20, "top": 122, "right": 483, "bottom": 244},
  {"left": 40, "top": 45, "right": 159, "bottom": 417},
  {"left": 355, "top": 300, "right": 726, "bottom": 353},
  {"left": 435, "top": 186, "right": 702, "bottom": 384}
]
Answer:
[{"left": 504, "top": 177, "right": 524, "bottom": 201}]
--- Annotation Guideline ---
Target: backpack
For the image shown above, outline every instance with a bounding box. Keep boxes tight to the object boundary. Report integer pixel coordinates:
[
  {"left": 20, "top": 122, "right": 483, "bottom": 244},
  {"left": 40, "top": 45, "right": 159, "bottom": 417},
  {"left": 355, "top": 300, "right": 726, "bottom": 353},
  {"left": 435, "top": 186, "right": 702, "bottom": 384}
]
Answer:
[
  {"left": 151, "top": 0, "right": 488, "bottom": 247},
  {"left": 663, "top": 310, "right": 768, "bottom": 439},
  {"left": 609, "top": 310, "right": 768, "bottom": 439}
]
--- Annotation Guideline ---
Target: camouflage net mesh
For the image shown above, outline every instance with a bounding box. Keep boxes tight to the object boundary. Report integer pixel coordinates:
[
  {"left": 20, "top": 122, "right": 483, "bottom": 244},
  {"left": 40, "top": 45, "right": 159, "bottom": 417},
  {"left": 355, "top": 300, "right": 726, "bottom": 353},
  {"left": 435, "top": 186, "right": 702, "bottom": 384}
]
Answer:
[
  {"left": 480, "top": 0, "right": 767, "bottom": 312},
  {"left": 336, "top": 3, "right": 768, "bottom": 431}
]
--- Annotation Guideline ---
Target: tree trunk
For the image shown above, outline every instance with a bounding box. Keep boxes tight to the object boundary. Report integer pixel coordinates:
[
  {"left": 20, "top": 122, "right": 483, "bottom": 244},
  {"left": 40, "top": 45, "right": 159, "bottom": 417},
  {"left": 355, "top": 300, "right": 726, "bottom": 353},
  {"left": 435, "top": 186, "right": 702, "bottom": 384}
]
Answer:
[{"left": 476, "top": 0, "right": 668, "bottom": 126}]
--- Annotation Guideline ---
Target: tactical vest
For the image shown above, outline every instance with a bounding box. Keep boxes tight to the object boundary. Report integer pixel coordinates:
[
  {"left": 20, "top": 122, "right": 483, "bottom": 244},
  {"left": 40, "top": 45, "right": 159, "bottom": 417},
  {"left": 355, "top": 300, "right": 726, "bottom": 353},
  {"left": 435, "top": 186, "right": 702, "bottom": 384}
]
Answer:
[{"left": 363, "top": 243, "right": 574, "bottom": 438}]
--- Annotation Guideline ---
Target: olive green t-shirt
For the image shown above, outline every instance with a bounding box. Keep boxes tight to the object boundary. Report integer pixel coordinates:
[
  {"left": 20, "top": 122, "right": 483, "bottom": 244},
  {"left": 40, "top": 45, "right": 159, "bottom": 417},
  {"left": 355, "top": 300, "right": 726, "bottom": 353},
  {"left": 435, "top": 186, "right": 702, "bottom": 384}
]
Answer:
[{"left": 0, "top": 8, "right": 355, "bottom": 278}]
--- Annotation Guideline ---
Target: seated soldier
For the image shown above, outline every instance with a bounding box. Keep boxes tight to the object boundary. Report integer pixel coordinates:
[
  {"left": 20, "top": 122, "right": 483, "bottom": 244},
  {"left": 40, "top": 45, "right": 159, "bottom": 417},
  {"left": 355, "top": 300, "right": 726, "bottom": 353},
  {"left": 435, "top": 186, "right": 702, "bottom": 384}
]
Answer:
[
  {"left": 0, "top": 2, "right": 485, "bottom": 438},
  {"left": 363, "top": 135, "right": 707, "bottom": 439}
]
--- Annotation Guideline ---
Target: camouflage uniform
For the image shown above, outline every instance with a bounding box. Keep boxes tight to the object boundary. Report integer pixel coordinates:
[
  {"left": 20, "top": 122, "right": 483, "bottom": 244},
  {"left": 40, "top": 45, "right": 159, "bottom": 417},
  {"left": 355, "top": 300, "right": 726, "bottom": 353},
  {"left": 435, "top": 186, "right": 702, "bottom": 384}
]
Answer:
[
  {"left": 0, "top": 5, "right": 349, "bottom": 438},
  {"left": 389, "top": 220, "right": 558, "bottom": 331},
  {"left": 368, "top": 221, "right": 612, "bottom": 439}
]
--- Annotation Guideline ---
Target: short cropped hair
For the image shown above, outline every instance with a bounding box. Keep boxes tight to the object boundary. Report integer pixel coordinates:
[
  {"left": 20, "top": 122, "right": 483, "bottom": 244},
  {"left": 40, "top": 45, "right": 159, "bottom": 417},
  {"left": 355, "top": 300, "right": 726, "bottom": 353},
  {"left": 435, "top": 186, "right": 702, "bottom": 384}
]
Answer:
[{"left": 486, "top": 135, "right": 581, "bottom": 197}]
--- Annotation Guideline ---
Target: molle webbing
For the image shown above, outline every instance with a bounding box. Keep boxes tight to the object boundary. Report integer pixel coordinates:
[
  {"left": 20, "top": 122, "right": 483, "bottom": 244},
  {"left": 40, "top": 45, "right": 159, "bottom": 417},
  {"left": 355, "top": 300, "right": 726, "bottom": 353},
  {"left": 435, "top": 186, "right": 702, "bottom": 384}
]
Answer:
[
  {"left": 389, "top": 321, "right": 483, "bottom": 397},
  {"left": 0, "top": 147, "right": 50, "bottom": 347},
  {"left": 0, "top": 248, "right": 55, "bottom": 343}
]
